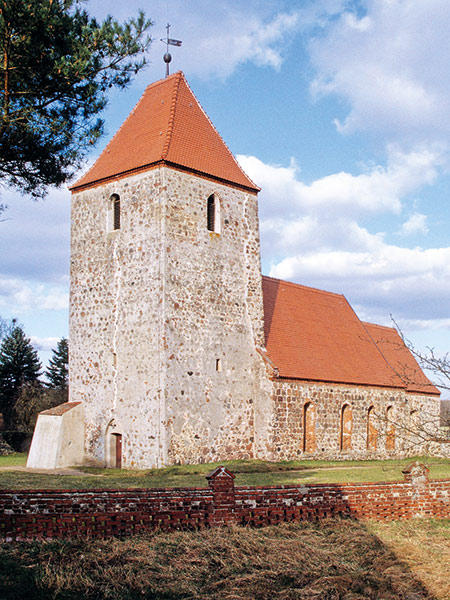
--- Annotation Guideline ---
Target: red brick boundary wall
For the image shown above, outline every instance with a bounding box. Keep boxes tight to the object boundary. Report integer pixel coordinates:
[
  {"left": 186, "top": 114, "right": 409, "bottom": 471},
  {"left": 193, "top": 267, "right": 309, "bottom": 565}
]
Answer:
[{"left": 0, "top": 464, "right": 448, "bottom": 540}]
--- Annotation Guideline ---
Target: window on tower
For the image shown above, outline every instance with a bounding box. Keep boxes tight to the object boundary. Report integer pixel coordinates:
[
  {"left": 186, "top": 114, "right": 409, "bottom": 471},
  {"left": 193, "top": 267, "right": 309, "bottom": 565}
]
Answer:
[
  {"left": 108, "top": 194, "right": 121, "bottom": 232},
  {"left": 207, "top": 194, "right": 220, "bottom": 234},
  {"left": 112, "top": 194, "right": 120, "bottom": 230}
]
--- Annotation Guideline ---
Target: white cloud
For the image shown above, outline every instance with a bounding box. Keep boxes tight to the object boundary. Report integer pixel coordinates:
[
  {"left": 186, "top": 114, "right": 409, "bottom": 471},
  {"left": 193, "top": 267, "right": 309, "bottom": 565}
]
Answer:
[
  {"left": 239, "top": 152, "right": 450, "bottom": 325},
  {"left": 309, "top": 0, "right": 450, "bottom": 142},
  {"left": 399, "top": 213, "right": 429, "bottom": 236},
  {"left": 195, "top": 11, "right": 299, "bottom": 76},
  {"left": 0, "top": 276, "right": 69, "bottom": 314},
  {"left": 89, "top": 0, "right": 304, "bottom": 81},
  {"left": 30, "top": 336, "right": 60, "bottom": 352},
  {"left": 238, "top": 145, "right": 441, "bottom": 219}
]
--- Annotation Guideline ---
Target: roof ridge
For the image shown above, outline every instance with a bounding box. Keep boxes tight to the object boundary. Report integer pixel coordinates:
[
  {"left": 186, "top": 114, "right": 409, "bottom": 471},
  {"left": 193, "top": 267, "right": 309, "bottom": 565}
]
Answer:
[
  {"left": 262, "top": 274, "right": 346, "bottom": 299},
  {"left": 146, "top": 71, "right": 181, "bottom": 92},
  {"left": 181, "top": 76, "right": 260, "bottom": 192},
  {"left": 161, "top": 72, "right": 183, "bottom": 160},
  {"left": 363, "top": 321, "right": 396, "bottom": 332}
]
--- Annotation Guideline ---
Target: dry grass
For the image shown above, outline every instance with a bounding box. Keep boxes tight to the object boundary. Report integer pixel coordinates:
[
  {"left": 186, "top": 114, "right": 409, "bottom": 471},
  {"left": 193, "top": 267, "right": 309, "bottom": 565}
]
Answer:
[
  {"left": 1, "top": 519, "right": 448, "bottom": 600},
  {"left": 368, "top": 520, "right": 450, "bottom": 600}
]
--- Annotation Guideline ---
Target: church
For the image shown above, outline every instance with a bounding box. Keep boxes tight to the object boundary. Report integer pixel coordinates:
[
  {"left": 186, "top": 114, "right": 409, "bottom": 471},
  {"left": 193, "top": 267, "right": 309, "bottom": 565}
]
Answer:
[{"left": 27, "top": 72, "right": 440, "bottom": 470}]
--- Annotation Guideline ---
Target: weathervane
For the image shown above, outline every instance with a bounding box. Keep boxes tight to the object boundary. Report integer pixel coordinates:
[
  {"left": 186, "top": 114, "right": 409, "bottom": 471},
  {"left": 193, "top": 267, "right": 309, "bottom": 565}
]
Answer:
[{"left": 161, "top": 24, "right": 182, "bottom": 78}]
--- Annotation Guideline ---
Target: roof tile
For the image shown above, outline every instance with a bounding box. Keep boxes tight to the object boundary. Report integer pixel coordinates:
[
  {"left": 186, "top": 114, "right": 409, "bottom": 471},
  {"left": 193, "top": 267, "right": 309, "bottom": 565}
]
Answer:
[
  {"left": 71, "top": 72, "right": 258, "bottom": 192},
  {"left": 262, "top": 275, "right": 439, "bottom": 394},
  {"left": 363, "top": 322, "right": 440, "bottom": 395}
]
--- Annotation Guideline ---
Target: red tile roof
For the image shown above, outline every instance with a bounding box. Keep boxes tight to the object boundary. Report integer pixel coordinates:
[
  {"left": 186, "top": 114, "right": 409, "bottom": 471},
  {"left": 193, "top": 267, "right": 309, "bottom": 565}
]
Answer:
[
  {"left": 71, "top": 72, "right": 258, "bottom": 193},
  {"left": 262, "top": 276, "right": 439, "bottom": 394},
  {"left": 363, "top": 322, "right": 440, "bottom": 395}
]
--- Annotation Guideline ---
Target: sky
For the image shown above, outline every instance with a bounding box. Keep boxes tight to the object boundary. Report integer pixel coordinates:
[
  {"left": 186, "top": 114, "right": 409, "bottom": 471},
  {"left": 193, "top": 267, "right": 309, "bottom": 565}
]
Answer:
[{"left": 1, "top": 0, "right": 449, "bottom": 393}]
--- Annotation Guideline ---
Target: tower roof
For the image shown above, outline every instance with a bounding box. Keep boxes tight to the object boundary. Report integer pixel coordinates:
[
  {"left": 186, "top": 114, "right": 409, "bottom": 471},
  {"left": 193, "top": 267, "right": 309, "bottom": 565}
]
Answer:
[{"left": 71, "top": 72, "right": 259, "bottom": 193}]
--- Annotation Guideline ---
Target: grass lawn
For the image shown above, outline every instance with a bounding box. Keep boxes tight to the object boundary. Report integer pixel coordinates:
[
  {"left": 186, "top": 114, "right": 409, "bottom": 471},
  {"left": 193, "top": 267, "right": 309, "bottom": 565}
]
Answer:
[
  {"left": 0, "top": 453, "right": 27, "bottom": 467},
  {"left": 0, "top": 454, "right": 449, "bottom": 489},
  {"left": 0, "top": 518, "right": 448, "bottom": 599}
]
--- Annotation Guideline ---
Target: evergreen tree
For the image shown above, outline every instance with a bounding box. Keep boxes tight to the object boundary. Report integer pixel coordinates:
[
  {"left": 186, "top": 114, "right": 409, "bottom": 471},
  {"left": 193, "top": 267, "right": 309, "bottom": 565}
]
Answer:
[
  {"left": 0, "top": 0, "right": 152, "bottom": 197},
  {"left": 0, "top": 326, "right": 42, "bottom": 429},
  {"left": 46, "top": 337, "right": 68, "bottom": 390}
]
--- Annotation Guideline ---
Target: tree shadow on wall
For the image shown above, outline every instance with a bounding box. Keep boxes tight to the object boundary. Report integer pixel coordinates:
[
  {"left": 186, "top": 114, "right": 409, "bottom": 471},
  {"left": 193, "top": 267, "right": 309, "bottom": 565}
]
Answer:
[{"left": 0, "top": 519, "right": 443, "bottom": 600}]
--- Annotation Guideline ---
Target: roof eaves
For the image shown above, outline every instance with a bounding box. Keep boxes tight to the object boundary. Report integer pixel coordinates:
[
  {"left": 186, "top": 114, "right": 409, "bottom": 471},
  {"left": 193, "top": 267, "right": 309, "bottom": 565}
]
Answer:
[
  {"left": 274, "top": 374, "right": 407, "bottom": 390},
  {"left": 70, "top": 159, "right": 261, "bottom": 194},
  {"left": 69, "top": 160, "right": 165, "bottom": 193}
]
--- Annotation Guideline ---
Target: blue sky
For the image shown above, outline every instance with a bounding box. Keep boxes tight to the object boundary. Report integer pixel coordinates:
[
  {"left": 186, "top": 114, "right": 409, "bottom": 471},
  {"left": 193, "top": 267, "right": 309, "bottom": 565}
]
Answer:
[{"left": 1, "top": 0, "right": 449, "bottom": 392}]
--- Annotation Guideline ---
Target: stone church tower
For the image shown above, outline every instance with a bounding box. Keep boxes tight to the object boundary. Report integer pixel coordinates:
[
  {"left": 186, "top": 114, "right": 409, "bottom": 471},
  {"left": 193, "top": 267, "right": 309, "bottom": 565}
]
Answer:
[{"left": 68, "top": 72, "right": 268, "bottom": 469}]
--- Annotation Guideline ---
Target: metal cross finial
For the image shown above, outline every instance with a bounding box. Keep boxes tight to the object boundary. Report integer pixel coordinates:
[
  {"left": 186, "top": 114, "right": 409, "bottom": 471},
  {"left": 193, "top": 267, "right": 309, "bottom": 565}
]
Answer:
[{"left": 161, "top": 23, "right": 182, "bottom": 78}]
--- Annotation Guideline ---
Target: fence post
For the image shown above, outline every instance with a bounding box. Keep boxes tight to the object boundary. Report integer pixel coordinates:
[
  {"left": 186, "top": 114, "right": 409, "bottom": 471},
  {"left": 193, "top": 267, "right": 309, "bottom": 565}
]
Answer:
[
  {"left": 402, "top": 462, "right": 429, "bottom": 486},
  {"left": 402, "top": 462, "right": 430, "bottom": 517},
  {"left": 206, "top": 466, "right": 236, "bottom": 526}
]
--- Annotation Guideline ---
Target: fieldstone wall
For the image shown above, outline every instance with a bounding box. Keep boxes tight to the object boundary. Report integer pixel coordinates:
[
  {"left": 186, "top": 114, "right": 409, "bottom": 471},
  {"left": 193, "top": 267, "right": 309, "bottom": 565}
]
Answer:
[
  {"left": 161, "top": 168, "right": 267, "bottom": 464},
  {"left": 70, "top": 166, "right": 269, "bottom": 468},
  {"left": 70, "top": 168, "right": 166, "bottom": 468},
  {"left": 268, "top": 380, "right": 441, "bottom": 460}
]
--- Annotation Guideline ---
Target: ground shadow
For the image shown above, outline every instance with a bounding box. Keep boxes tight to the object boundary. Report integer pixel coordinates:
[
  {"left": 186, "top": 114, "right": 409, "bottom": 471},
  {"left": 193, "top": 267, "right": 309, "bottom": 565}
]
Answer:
[{"left": 0, "top": 518, "right": 443, "bottom": 599}]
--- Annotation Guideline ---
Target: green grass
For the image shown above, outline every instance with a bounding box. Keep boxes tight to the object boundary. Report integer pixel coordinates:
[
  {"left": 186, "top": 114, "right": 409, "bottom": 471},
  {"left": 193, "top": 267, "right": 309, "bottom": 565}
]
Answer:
[
  {"left": 0, "top": 453, "right": 27, "bottom": 467},
  {"left": 0, "top": 455, "right": 448, "bottom": 489},
  {"left": 1, "top": 519, "right": 448, "bottom": 599}
]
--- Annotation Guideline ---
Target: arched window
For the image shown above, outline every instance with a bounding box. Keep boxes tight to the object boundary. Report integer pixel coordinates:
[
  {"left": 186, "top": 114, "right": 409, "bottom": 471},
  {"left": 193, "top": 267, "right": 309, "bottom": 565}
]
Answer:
[
  {"left": 340, "top": 404, "right": 353, "bottom": 451},
  {"left": 112, "top": 194, "right": 120, "bottom": 230},
  {"left": 207, "top": 194, "right": 220, "bottom": 233},
  {"left": 385, "top": 406, "right": 395, "bottom": 451},
  {"left": 367, "top": 406, "right": 378, "bottom": 450},
  {"left": 303, "top": 402, "right": 316, "bottom": 453}
]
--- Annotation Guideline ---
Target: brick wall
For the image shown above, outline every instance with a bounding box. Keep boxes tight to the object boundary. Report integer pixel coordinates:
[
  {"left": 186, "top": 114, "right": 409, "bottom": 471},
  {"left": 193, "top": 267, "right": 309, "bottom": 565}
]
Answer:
[{"left": 1, "top": 465, "right": 448, "bottom": 540}]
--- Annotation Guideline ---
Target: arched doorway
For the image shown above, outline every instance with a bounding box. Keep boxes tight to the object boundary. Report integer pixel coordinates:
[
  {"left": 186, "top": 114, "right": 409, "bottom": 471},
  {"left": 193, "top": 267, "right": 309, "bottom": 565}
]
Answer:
[
  {"left": 366, "top": 406, "right": 378, "bottom": 451},
  {"left": 303, "top": 402, "right": 316, "bottom": 453},
  {"left": 105, "top": 420, "right": 123, "bottom": 468},
  {"left": 340, "top": 404, "right": 353, "bottom": 451}
]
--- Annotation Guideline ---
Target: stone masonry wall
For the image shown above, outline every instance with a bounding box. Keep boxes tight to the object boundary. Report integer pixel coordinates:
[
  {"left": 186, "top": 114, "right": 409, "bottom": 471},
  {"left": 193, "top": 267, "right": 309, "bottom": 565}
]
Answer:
[
  {"left": 70, "top": 169, "right": 167, "bottom": 468},
  {"left": 161, "top": 168, "right": 268, "bottom": 464},
  {"left": 268, "top": 380, "right": 441, "bottom": 460},
  {"left": 70, "top": 166, "right": 269, "bottom": 469}
]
